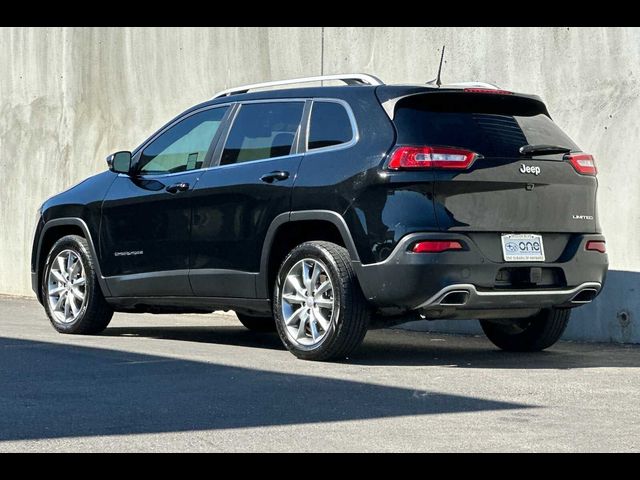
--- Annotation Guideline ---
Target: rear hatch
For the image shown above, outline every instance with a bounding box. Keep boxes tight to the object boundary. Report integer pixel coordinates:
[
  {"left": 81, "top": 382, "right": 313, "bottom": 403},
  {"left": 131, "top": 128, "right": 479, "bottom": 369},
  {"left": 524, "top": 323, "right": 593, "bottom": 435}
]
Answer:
[{"left": 389, "top": 91, "right": 598, "bottom": 235}]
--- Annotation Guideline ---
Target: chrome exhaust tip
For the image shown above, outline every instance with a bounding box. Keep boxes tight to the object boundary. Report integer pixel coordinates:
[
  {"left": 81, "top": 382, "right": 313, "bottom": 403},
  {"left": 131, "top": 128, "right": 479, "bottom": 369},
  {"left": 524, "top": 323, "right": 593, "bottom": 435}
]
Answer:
[
  {"left": 570, "top": 288, "right": 598, "bottom": 304},
  {"left": 438, "top": 290, "right": 470, "bottom": 306}
]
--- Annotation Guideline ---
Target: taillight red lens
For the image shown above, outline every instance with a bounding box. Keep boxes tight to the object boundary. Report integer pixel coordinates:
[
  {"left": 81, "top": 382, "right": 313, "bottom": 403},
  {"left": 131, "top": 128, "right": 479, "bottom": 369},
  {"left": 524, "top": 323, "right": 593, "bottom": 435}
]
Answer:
[
  {"left": 463, "top": 88, "right": 513, "bottom": 95},
  {"left": 412, "top": 241, "right": 463, "bottom": 253},
  {"left": 566, "top": 153, "right": 597, "bottom": 176},
  {"left": 586, "top": 241, "right": 606, "bottom": 253},
  {"left": 388, "top": 146, "right": 477, "bottom": 170}
]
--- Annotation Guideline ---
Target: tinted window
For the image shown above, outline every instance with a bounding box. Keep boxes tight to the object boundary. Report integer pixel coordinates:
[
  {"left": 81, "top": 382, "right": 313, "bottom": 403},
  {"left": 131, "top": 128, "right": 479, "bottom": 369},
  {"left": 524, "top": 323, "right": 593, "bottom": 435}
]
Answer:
[
  {"left": 139, "top": 107, "right": 228, "bottom": 174},
  {"left": 221, "top": 102, "right": 304, "bottom": 165},
  {"left": 308, "top": 101, "right": 353, "bottom": 150},
  {"left": 393, "top": 93, "right": 579, "bottom": 158}
]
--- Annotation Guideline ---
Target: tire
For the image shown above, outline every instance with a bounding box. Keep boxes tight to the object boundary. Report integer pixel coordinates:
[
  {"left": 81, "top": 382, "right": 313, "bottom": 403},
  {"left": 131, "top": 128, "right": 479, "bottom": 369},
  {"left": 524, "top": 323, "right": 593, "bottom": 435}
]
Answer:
[
  {"left": 273, "top": 241, "right": 370, "bottom": 361},
  {"left": 480, "top": 308, "right": 571, "bottom": 352},
  {"left": 236, "top": 312, "right": 276, "bottom": 332},
  {"left": 41, "top": 234, "right": 113, "bottom": 335}
]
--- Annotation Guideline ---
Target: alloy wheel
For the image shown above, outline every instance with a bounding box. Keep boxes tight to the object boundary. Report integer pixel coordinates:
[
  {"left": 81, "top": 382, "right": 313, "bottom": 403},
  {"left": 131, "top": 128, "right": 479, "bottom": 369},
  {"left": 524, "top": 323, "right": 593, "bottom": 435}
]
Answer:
[
  {"left": 280, "top": 258, "right": 336, "bottom": 347},
  {"left": 47, "top": 249, "right": 87, "bottom": 324}
]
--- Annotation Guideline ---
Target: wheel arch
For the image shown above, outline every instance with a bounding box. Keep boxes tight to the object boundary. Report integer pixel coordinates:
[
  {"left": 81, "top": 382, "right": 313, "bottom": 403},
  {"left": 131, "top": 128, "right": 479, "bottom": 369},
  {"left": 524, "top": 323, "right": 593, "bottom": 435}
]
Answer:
[
  {"left": 35, "top": 218, "right": 111, "bottom": 302},
  {"left": 257, "top": 210, "right": 361, "bottom": 299}
]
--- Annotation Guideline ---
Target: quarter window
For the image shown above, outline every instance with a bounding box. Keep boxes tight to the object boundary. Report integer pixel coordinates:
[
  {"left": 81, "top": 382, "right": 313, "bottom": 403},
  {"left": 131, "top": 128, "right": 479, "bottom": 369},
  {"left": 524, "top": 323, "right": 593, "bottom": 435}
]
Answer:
[
  {"left": 220, "top": 102, "right": 304, "bottom": 166},
  {"left": 308, "top": 101, "right": 354, "bottom": 150},
  {"left": 139, "top": 107, "right": 228, "bottom": 174}
]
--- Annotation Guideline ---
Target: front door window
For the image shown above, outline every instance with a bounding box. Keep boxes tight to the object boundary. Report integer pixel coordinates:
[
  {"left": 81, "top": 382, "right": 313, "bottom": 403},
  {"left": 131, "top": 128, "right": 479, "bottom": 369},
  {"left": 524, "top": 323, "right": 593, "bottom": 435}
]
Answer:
[{"left": 139, "top": 107, "right": 228, "bottom": 174}]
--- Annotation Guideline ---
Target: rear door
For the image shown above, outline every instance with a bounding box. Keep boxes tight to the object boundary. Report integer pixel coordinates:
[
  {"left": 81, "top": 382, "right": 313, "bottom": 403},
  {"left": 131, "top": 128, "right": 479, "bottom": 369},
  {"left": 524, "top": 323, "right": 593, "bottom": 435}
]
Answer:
[
  {"left": 392, "top": 92, "right": 598, "bottom": 234},
  {"left": 189, "top": 100, "right": 306, "bottom": 298}
]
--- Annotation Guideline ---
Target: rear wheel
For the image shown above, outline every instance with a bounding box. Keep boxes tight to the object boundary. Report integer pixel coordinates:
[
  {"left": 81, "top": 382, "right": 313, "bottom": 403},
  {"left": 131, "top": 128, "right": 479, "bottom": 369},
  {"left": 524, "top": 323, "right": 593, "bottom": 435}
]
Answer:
[
  {"left": 236, "top": 313, "right": 276, "bottom": 332},
  {"left": 480, "top": 308, "right": 571, "bottom": 352},
  {"left": 42, "top": 235, "right": 113, "bottom": 334},
  {"left": 273, "top": 241, "right": 370, "bottom": 361}
]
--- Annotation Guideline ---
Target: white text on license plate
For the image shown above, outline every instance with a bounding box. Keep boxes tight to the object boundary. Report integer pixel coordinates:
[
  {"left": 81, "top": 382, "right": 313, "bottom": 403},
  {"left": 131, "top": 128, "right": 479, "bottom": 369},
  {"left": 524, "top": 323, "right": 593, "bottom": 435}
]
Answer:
[{"left": 501, "top": 234, "right": 545, "bottom": 262}]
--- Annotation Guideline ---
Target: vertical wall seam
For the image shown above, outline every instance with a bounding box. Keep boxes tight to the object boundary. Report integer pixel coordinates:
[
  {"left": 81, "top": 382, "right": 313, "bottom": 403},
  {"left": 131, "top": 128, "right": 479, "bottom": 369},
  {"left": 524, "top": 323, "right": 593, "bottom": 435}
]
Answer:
[{"left": 320, "top": 26, "right": 325, "bottom": 77}]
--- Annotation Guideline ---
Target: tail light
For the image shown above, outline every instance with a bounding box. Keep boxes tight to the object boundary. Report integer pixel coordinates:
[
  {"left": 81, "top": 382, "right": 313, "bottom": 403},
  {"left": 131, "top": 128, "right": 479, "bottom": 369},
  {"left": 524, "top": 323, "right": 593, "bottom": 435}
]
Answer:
[
  {"left": 566, "top": 153, "right": 597, "bottom": 176},
  {"left": 411, "top": 241, "right": 463, "bottom": 253},
  {"left": 388, "top": 146, "right": 478, "bottom": 170},
  {"left": 586, "top": 241, "right": 606, "bottom": 253},
  {"left": 463, "top": 88, "right": 513, "bottom": 95}
]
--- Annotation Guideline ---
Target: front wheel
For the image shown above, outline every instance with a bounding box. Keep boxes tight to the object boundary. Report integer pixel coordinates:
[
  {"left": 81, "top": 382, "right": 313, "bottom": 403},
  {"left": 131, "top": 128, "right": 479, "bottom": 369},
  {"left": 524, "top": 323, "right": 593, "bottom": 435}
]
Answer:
[
  {"left": 42, "top": 235, "right": 113, "bottom": 335},
  {"left": 273, "top": 241, "right": 370, "bottom": 361},
  {"left": 480, "top": 308, "right": 571, "bottom": 352}
]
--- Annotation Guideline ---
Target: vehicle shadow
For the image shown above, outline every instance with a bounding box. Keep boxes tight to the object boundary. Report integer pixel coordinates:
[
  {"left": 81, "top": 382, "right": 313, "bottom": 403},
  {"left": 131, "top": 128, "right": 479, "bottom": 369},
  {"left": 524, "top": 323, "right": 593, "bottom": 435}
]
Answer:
[
  {"left": 351, "top": 329, "right": 640, "bottom": 369},
  {"left": 0, "top": 336, "right": 529, "bottom": 441},
  {"left": 101, "top": 323, "right": 640, "bottom": 370},
  {"left": 103, "top": 324, "right": 285, "bottom": 351}
]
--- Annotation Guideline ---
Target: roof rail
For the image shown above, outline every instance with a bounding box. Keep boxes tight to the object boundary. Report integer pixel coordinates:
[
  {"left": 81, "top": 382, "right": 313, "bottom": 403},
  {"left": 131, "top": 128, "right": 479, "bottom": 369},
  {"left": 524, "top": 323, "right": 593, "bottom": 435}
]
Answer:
[
  {"left": 442, "top": 81, "right": 501, "bottom": 89},
  {"left": 211, "top": 73, "right": 384, "bottom": 99}
]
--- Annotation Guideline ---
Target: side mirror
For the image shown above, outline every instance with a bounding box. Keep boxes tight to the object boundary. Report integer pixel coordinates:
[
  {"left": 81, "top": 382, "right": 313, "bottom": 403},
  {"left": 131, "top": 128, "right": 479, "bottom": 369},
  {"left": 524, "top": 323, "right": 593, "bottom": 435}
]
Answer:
[{"left": 106, "top": 151, "right": 132, "bottom": 174}]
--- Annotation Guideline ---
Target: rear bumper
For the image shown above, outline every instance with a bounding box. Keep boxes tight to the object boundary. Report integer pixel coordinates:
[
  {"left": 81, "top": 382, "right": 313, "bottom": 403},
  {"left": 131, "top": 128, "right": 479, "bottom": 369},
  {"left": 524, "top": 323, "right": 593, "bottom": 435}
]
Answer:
[
  {"left": 353, "top": 232, "right": 608, "bottom": 316},
  {"left": 416, "top": 281, "right": 601, "bottom": 309}
]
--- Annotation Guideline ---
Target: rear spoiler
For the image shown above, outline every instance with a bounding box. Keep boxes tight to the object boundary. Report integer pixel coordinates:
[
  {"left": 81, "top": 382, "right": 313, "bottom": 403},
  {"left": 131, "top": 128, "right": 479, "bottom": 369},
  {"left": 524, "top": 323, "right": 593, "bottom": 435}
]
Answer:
[{"left": 375, "top": 86, "right": 549, "bottom": 120}]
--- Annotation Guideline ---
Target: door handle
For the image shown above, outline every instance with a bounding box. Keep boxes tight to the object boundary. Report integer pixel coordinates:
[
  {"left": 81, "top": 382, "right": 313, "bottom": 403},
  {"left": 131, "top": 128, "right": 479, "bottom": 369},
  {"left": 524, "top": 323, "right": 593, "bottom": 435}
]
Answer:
[
  {"left": 260, "top": 171, "right": 290, "bottom": 183},
  {"left": 166, "top": 182, "right": 190, "bottom": 194}
]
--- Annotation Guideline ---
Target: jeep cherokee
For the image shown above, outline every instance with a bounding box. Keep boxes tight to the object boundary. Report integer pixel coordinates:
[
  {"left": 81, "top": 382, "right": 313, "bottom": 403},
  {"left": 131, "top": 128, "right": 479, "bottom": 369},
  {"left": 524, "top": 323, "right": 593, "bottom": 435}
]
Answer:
[{"left": 31, "top": 73, "right": 609, "bottom": 361}]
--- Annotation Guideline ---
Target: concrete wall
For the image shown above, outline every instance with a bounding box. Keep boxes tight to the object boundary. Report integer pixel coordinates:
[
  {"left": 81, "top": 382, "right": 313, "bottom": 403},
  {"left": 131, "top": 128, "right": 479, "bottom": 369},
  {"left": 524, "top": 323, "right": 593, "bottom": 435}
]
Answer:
[{"left": 1, "top": 27, "right": 638, "bottom": 342}]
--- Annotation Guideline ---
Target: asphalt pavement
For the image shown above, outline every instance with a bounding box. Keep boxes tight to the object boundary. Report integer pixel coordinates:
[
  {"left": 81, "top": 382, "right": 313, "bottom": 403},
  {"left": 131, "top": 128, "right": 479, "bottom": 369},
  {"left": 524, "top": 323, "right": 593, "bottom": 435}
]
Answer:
[{"left": 1, "top": 295, "right": 638, "bottom": 452}]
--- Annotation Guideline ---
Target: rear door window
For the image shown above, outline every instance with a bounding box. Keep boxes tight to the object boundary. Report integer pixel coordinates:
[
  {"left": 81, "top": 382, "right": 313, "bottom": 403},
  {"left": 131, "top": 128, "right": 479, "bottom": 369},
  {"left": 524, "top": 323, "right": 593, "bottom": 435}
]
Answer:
[
  {"left": 220, "top": 102, "right": 304, "bottom": 166},
  {"left": 308, "top": 101, "right": 354, "bottom": 150},
  {"left": 393, "top": 93, "right": 579, "bottom": 158}
]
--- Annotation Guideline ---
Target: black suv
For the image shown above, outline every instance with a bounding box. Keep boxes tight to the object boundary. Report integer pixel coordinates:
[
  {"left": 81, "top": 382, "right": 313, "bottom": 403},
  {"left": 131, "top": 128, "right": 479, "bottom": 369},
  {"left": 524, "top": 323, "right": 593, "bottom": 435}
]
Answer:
[{"left": 31, "top": 73, "right": 608, "bottom": 361}]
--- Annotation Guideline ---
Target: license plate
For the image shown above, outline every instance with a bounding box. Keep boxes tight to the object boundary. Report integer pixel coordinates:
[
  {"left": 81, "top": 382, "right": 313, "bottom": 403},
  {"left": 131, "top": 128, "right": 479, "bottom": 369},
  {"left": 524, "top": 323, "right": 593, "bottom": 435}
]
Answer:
[{"left": 501, "top": 234, "right": 545, "bottom": 262}]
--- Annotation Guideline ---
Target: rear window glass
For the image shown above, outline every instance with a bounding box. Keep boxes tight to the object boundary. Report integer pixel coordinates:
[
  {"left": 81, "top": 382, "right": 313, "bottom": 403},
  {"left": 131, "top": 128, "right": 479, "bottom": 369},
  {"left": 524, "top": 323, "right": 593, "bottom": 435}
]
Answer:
[{"left": 393, "top": 93, "right": 579, "bottom": 157}]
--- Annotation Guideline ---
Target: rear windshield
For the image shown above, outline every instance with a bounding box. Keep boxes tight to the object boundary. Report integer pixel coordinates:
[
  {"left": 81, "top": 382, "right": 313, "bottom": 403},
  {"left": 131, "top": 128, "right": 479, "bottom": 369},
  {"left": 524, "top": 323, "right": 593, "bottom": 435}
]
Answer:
[{"left": 393, "top": 93, "right": 579, "bottom": 157}]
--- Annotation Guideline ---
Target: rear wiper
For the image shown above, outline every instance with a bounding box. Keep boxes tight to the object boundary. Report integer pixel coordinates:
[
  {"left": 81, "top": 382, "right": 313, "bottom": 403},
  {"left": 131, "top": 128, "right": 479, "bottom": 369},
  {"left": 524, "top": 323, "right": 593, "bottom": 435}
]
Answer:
[{"left": 519, "top": 144, "right": 572, "bottom": 156}]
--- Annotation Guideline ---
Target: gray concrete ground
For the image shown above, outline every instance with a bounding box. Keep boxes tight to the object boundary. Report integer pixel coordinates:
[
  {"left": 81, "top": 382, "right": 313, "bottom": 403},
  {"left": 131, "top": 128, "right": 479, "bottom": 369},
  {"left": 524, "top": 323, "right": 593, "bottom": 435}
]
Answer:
[{"left": 1, "top": 295, "right": 639, "bottom": 452}]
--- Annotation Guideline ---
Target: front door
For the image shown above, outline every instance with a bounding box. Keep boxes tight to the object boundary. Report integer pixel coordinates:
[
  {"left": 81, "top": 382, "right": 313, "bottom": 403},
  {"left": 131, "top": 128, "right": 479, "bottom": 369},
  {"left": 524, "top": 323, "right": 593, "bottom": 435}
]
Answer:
[
  {"left": 189, "top": 100, "right": 306, "bottom": 298},
  {"left": 100, "top": 105, "right": 230, "bottom": 297}
]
